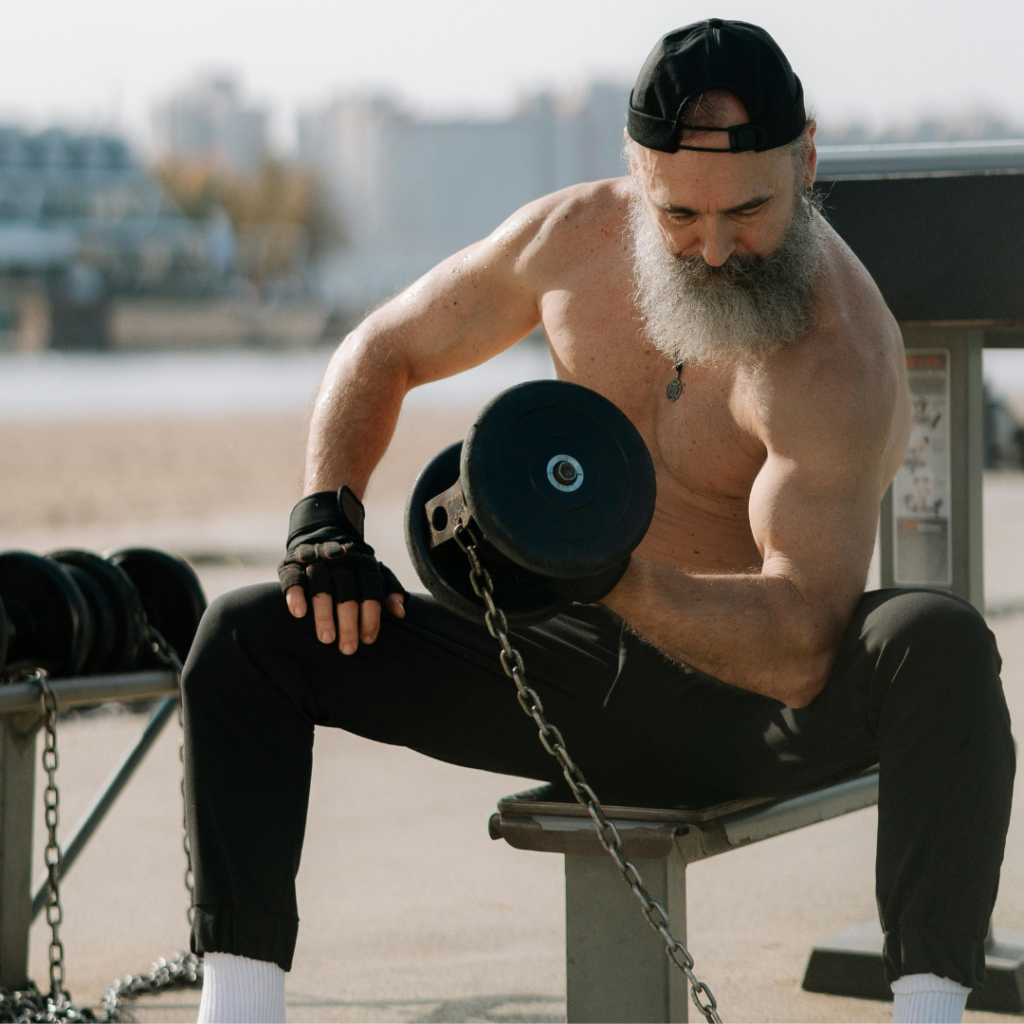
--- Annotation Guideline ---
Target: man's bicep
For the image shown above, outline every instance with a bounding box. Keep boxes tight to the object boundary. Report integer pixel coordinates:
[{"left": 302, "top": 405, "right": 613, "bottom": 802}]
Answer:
[{"left": 749, "top": 446, "right": 881, "bottom": 625}]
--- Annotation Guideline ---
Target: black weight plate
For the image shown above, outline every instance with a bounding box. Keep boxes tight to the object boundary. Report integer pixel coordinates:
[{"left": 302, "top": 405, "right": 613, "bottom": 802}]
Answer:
[
  {"left": 406, "top": 441, "right": 571, "bottom": 626},
  {"left": 49, "top": 550, "right": 147, "bottom": 672},
  {"left": 0, "top": 551, "right": 91, "bottom": 677},
  {"left": 0, "top": 597, "right": 9, "bottom": 671},
  {"left": 107, "top": 548, "right": 207, "bottom": 663},
  {"left": 463, "top": 380, "right": 657, "bottom": 578},
  {"left": 62, "top": 565, "right": 115, "bottom": 675}
]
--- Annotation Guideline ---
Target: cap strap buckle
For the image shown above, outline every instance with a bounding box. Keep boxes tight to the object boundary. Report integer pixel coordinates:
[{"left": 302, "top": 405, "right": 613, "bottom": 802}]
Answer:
[{"left": 674, "top": 122, "right": 767, "bottom": 153}]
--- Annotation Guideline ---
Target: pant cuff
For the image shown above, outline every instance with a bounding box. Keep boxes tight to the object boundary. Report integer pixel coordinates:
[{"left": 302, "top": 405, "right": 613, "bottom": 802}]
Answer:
[
  {"left": 191, "top": 904, "right": 299, "bottom": 972},
  {"left": 883, "top": 923, "right": 985, "bottom": 990}
]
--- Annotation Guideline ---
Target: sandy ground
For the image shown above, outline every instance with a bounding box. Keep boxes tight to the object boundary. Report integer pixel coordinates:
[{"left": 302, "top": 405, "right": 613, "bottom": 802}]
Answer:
[{"left": 2, "top": 408, "right": 1024, "bottom": 1023}]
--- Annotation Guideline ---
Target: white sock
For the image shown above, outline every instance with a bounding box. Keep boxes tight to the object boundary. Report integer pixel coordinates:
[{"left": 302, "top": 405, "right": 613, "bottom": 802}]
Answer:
[
  {"left": 892, "top": 973, "right": 970, "bottom": 1024},
  {"left": 196, "top": 951, "right": 286, "bottom": 1023}
]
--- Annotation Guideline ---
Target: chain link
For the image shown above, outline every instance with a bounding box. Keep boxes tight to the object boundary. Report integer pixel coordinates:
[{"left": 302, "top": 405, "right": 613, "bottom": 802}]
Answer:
[
  {"left": 38, "top": 672, "right": 70, "bottom": 1016},
  {"left": 454, "top": 525, "right": 723, "bottom": 1024},
  {"left": 100, "top": 953, "right": 202, "bottom": 1022},
  {"left": 140, "top": 627, "right": 196, "bottom": 927}
]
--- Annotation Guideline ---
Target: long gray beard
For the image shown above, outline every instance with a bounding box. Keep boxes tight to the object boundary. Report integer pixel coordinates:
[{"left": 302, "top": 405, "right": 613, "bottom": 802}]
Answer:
[{"left": 628, "top": 183, "right": 825, "bottom": 366}]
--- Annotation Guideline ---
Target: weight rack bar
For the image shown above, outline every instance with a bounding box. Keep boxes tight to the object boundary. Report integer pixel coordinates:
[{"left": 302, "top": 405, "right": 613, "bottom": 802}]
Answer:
[{"left": 0, "top": 670, "right": 179, "bottom": 716}]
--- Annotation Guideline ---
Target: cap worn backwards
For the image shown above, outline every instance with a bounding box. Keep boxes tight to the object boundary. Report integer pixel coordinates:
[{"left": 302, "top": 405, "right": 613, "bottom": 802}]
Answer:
[{"left": 627, "top": 19, "right": 806, "bottom": 154}]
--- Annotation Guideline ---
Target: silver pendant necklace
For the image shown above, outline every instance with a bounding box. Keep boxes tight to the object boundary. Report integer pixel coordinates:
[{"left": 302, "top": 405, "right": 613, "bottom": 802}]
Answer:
[{"left": 666, "top": 361, "right": 685, "bottom": 402}]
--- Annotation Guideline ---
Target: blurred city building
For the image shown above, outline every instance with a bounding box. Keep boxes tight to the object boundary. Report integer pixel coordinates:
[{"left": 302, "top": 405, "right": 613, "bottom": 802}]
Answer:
[
  {"left": 0, "top": 126, "right": 237, "bottom": 351},
  {"left": 152, "top": 74, "right": 269, "bottom": 175},
  {"left": 7, "top": 88, "right": 1024, "bottom": 356},
  {"left": 815, "top": 107, "right": 1024, "bottom": 145},
  {"left": 297, "top": 84, "right": 630, "bottom": 318}
]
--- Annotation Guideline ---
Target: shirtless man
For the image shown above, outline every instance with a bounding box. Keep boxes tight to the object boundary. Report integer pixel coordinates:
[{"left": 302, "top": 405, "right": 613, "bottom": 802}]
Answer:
[{"left": 183, "top": 21, "right": 1014, "bottom": 1024}]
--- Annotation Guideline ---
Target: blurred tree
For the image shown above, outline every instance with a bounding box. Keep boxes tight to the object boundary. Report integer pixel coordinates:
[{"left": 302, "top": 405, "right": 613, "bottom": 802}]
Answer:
[{"left": 155, "top": 157, "right": 343, "bottom": 280}]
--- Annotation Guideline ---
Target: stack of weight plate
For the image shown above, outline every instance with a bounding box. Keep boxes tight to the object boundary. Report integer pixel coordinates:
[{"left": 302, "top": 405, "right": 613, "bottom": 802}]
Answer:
[{"left": 0, "top": 548, "right": 206, "bottom": 679}]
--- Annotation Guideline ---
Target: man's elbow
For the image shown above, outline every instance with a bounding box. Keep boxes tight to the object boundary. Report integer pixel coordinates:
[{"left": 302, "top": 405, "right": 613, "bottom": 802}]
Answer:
[{"left": 777, "top": 621, "right": 841, "bottom": 708}]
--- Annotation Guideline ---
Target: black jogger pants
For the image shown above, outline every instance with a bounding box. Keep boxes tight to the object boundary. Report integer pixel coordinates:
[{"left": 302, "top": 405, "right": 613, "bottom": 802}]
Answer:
[{"left": 181, "top": 584, "right": 1014, "bottom": 988}]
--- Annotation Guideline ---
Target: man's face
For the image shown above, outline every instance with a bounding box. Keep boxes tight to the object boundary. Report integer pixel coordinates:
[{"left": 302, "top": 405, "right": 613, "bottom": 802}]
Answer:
[
  {"left": 630, "top": 114, "right": 816, "bottom": 267},
  {"left": 626, "top": 95, "right": 823, "bottom": 366}
]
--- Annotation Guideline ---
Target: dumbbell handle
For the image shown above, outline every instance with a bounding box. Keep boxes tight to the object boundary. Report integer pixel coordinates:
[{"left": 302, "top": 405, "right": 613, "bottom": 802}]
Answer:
[{"left": 425, "top": 478, "right": 471, "bottom": 549}]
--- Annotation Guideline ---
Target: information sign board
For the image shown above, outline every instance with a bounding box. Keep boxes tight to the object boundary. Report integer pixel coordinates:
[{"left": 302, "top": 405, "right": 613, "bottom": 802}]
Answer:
[{"left": 892, "top": 349, "right": 952, "bottom": 587}]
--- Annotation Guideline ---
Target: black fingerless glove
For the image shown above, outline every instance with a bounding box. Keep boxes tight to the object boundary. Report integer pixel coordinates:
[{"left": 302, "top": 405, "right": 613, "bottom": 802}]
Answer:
[
  {"left": 278, "top": 486, "right": 407, "bottom": 606},
  {"left": 548, "top": 558, "right": 630, "bottom": 604}
]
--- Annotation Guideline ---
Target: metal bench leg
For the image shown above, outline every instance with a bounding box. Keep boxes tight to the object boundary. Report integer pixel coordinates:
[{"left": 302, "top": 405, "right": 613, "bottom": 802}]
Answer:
[
  {"left": 0, "top": 715, "right": 38, "bottom": 988},
  {"left": 565, "top": 850, "right": 690, "bottom": 1023}
]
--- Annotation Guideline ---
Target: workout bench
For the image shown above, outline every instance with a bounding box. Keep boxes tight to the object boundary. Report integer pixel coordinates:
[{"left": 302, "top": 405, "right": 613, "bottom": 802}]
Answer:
[
  {"left": 489, "top": 771, "right": 879, "bottom": 1022},
  {"left": 490, "top": 140, "right": 1024, "bottom": 1021}
]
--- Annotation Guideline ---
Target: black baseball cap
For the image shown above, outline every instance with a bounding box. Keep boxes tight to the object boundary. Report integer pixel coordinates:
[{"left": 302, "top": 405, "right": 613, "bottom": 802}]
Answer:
[{"left": 627, "top": 19, "right": 806, "bottom": 154}]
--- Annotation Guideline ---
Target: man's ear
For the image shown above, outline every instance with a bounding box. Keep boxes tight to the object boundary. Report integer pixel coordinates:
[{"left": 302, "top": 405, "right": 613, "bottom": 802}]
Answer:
[{"left": 804, "top": 121, "right": 818, "bottom": 189}]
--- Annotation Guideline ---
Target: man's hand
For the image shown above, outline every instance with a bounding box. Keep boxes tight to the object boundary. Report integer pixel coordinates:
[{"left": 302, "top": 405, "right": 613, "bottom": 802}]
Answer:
[
  {"left": 279, "top": 488, "right": 406, "bottom": 654},
  {"left": 285, "top": 584, "right": 406, "bottom": 651}
]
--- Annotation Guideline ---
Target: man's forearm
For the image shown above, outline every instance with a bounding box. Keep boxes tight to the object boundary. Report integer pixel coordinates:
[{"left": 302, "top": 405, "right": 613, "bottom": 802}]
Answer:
[
  {"left": 603, "top": 557, "right": 844, "bottom": 707},
  {"left": 303, "top": 329, "right": 410, "bottom": 497}
]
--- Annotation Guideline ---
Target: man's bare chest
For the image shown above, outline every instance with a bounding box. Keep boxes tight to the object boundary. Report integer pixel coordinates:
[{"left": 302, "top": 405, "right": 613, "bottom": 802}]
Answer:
[{"left": 540, "top": 286, "right": 765, "bottom": 507}]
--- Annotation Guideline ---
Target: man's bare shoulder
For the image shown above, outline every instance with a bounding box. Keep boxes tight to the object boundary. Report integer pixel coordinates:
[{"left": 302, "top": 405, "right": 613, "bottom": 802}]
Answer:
[
  {"left": 749, "top": 218, "right": 909, "bottom": 474},
  {"left": 505, "top": 177, "right": 632, "bottom": 282}
]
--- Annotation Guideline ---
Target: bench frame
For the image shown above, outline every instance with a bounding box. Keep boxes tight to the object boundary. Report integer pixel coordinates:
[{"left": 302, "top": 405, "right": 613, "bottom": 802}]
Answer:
[{"left": 490, "top": 772, "right": 879, "bottom": 1023}]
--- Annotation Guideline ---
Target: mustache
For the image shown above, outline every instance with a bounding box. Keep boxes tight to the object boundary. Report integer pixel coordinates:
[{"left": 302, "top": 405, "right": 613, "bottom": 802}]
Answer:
[{"left": 672, "top": 251, "right": 768, "bottom": 284}]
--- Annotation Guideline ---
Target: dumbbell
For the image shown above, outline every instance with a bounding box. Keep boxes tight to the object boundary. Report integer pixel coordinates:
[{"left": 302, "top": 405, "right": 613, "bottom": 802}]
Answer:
[{"left": 406, "top": 380, "right": 656, "bottom": 626}]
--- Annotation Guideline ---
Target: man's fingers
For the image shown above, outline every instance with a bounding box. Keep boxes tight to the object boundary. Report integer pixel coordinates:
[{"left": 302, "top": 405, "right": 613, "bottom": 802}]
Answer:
[
  {"left": 336, "top": 600, "right": 360, "bottom": 655},
  {"left": 311, "top": 592, "right": 336, "bottom": 644},
  {"left": 360, "top": 600, "right": 381, "bottom": 643},
  {"left": 285, "top": 585, "right": 307, "bottom": 618},
  {"left": 385, "top": 592, "right": 406, "bottom": 619}
]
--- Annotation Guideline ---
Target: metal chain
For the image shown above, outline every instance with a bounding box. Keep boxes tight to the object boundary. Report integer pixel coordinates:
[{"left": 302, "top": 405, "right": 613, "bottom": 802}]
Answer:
[
  {"left": 454, "top": 525, "right": 723, "bottom": 1024},
  {"left": 99, "top": 953, "right": 202, "bottom": 1022},
  {"left": 139, "top": 625, "right": 196, "bottom": 925},
  {"left": 38, "top": 672, "right": 71, "bottom": 1017},
  {"left": 179, "top": 704, "right": 196, "bottom": 929}
]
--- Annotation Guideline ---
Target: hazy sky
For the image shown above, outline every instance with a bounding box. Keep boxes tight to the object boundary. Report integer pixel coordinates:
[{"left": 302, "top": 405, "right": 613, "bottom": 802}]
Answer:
[{"left": 3, "top": 0, "right": 1023, "bottom": 149}]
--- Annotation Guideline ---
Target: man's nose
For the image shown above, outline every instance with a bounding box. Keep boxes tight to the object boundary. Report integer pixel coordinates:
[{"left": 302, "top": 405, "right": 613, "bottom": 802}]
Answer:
[{"left": 699, "top": 223, "right": 736, "bottom": 266}]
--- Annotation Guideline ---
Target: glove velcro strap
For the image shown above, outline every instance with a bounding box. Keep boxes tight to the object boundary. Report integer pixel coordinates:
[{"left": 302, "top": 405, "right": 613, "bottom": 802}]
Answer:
[{"left": 287, "top": 486, "right": 365, "bottom": 547}]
